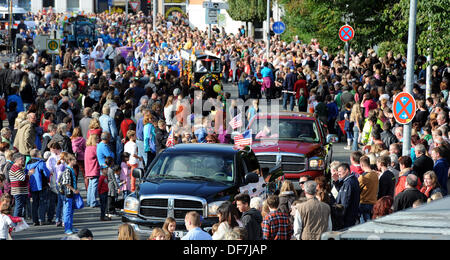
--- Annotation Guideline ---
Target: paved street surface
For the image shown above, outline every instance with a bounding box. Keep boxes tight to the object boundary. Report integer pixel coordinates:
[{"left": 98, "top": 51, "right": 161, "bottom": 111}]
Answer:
[{"left": 12, "top": 82, "right": 352, "bottom": 240}]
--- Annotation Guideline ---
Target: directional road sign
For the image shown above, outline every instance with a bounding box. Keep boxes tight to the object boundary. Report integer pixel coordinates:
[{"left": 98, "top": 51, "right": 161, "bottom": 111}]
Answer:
[
  {"left": 272, "top": 21, "right": 286, "bottom": 34},
  {"left": 339, "top": 25, "right": 354, "bottom": 42},
  {"left": 203, "top": 2, "right": 229, "bottom": 10},
  {"left": 205, "top": 8, "right": 218, "bottom": 24},
  {"left": 393, "top": 92, "right": 416, "bottom": 124}
]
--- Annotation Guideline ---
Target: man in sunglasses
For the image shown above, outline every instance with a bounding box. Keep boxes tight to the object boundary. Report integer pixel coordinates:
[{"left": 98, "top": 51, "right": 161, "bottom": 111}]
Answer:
[{"left": 298, "top": 175, "right": 312, "bottom": 198}]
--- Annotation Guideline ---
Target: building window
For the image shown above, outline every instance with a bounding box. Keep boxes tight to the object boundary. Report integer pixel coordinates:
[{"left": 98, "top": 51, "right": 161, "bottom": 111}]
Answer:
[
  {"left": 67, "top": 0, "right": 80, "bottom": 11},
  {"left": 43, "top": 0, "right": 55, "bottom": 8}
]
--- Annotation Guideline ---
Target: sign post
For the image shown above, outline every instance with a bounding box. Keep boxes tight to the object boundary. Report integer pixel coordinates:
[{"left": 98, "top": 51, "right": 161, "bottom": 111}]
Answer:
[
  {"left": 402, "top": 0, "right": 418, "bottom": 156},
  {"left": 203, "top": 1, "right": 229, "bottom": 40},
  {"left": 339, "top": 25, "right": 354, "bottom": 67}
]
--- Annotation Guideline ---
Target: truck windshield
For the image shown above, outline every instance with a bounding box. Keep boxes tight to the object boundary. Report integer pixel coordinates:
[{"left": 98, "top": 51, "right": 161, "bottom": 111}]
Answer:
[
  {"left": 250, "top": 118, "right": 320, "bottom": 143},
  {"left": 146, "top": 152, "right": 235, "bottom": 183}
]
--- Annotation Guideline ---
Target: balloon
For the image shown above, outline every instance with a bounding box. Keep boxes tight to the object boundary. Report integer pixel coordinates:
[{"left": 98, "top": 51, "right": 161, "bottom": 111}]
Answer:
[{"left": 213, "top": 84, "right": 221, "bottom": 93}]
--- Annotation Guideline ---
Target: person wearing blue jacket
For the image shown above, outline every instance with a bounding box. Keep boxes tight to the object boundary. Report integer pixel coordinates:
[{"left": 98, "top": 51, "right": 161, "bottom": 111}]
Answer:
[
  {"left": 97, "top": 132, "right": 115, "bottom": 168},
  {"left": 238, "top": 73, "right": 249, "bottom": 101},
  {"left": 333, "top": 162, "right": 360, "bottom": 229},
  {"left": 26, "top": 149, "right": 51, "bottom": 226},
  {"left": 143, "top": 115, "right": 157, "bottom": 166},
  {"left": 431, "top": 146, "right": 449, "bottom": 196},
  {"left": 6, "top": 86, "right": 25, "bottom": 113}
]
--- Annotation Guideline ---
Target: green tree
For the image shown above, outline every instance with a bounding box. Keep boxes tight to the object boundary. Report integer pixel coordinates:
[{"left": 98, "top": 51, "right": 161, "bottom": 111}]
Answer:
[
  {"left": 278, "top": 0, "right": 397, "bottom": 52},
  {"left": 226, "top": 0, "right": 268, "bottom": 23},
  {"left": 381, "top": 0, "right": 450, "bottom": 63}
]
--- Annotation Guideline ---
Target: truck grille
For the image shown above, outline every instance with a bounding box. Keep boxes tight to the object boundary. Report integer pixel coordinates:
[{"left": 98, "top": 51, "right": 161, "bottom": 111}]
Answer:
[
  {"left": 256, "top": 153, "right": 306, "bottom": 173},
  {"left": 139, "top": 196, "right": 206, "bottom": 221}
]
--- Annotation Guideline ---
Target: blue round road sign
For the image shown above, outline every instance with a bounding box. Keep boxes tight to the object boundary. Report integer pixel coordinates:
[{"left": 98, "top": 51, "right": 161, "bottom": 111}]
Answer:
[
  {"left": 393, "top": 92, "right": 416, "bottom": 124},
  {"left": 339, "top": 25, "right": 354, "bottom": 42},
  {"left": 272, "top": 21, "right": 286, "bottom": 34}
]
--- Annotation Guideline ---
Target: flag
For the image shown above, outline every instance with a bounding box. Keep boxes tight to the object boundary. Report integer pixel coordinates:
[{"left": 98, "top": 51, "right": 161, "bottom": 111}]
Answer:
[
  {"left": 166, "top": 129, "right": 175, "bottom": 148},
  {"left": 234, "top": 129, "right": 252, "bottom": 147},
  {"left": 229, "top": 113, "right": 243, "bottom": 129}
]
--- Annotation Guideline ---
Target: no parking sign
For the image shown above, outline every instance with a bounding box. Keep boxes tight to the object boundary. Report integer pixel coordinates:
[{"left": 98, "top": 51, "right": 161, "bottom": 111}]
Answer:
[
  {"left": 393, "top": 92, "right": 416, "bottom": 124},
  {"left": 339, "top": 25, "right": 354, "bottom": 42}
]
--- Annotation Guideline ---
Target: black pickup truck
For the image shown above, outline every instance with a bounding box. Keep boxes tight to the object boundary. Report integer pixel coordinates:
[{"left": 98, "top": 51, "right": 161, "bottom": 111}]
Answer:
[{"left": 121, "top": 143, "right": 281, "bottom": 238}]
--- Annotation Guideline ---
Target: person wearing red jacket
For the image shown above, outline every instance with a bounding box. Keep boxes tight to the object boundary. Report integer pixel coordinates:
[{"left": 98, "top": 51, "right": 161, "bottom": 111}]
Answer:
[
  {"left": 98, "top": 166, "right": 110, "bottom": 221},
  {"left": 350, "top": 151, "right": 364, "bottom": 178},
  {"left": 395, "top": 156, "right": 422, "bottom": 197},
  {"left": 294, "top": 74, "right": 308, "bottom": 101}
]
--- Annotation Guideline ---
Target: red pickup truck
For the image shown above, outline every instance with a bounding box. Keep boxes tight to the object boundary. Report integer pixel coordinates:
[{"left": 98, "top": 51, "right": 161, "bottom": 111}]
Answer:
[{"left": 247, "top": 112, "right": 334, "bottom": 190}]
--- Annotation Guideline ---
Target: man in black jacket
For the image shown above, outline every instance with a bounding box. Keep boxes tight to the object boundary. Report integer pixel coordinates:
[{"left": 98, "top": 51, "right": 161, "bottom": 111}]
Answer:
[
  {"left": 333, "top": 163, "right": 360, "bottom": 229},
  {"left": 380, "top": 121, "right": 398, "bottom": 150},
  {"left": 376, "top": 155, "right": 395, "bottom": 199},
  {"left": 155, "top": 120, "right": 168, "bottom": 153},
  {"left": 0, "top": 62, "right": 13, "bottom": 96},
  {"left": 282, "top": 67, "right": 297, "bottom": 111},
  {"left": 412, "top": 143, "right": 434, "bottom": 182},
  {"left": 235, "top": 193, "right": 263, "bottom": 240},
  {"left": 393, "top": 174, "right": 427, "bottom": 212}
]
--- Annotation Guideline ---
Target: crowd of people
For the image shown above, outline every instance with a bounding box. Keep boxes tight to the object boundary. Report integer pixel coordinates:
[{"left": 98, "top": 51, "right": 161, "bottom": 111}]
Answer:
[{"left": 0, "top": 7, "right": 449, "bottom": 240}]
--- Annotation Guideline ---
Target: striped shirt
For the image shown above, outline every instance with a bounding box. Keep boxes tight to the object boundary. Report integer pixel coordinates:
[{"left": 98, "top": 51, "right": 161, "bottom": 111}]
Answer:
[
  {"left": 9, "top": 164, "right": 29, "bottom": 196},
  {"left": 261, "top": 210, "right": 293, "bottom": 240}
]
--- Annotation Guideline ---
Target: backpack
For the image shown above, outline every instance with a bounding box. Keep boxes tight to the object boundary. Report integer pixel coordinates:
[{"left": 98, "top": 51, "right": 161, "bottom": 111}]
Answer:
[{"left": 57, "top": 173, "right": 65, "bottom": 195}]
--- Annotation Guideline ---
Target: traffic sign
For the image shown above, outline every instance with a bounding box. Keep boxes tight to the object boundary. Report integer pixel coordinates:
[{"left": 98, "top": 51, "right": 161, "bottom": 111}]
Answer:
[
  {"left": 130, "top": 0, "right": 140, "bottom": 12},
  {"left": 272, "top": 21, "right": 286, "bottom": 34},
  {"left": 46, "top": 39, "right": 60, "bottom": 54},
  {"left": 203, "top": 2, "right": 229, "bottom": 10},
  {"left": 205, "top": 8, "right": 218, "bottom": 24},
  {"left": 393, "top": 92, "right": 416, "bottom": 124},
  {"left": 339, "top": 25, "right": 354, "bottom": 42}
]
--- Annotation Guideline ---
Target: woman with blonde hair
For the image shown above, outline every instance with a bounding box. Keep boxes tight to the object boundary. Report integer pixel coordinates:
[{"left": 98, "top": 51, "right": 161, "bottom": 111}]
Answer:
[
  {"left": 350, "top": 103, "right": 363, "bottom": 151},
  {"left": 164, "top": 95, "right": 175, "bottom": 131},
  {"left": 52, "top": 151, "right": 70, "bottom": 227},
  {"left": 84, "top": 134, "right": 100, "bottom": 208},
  {"left": 86, "top": 118, "right": 102, "bottom": 141},
  {"left": 278, "top": 180, "right": 298, "bottom": 215},
  {"left": 148, "top": 227, "right": 169, "bottom": 240},
  {"left": 118, "top": 223, "right": 139, "bottom": 240},
  {"left": 71, "top": 127, "right": 87, "bottom": 191}
]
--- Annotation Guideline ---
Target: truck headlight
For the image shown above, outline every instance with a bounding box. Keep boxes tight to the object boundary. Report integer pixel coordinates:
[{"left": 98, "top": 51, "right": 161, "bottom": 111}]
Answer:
[
  {"left": 309, "top": 157, "right": 325, "bottom": 170},
  {"left": 123, "top": 196, "right": 139, "bottom": 215},
  {"left": 207, "top": 201, "right": 227, "bottom": 217}
]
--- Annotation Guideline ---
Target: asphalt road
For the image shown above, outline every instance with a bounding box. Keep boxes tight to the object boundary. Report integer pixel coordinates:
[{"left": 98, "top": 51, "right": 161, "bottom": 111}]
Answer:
[{"left": 12, "top": 83, "right": 352, "bottom": 240}]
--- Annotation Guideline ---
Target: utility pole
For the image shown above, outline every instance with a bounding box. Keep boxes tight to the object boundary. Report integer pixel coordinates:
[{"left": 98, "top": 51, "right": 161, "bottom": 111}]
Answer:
[
  {"left": 126, "top": 0, "right": 129, "bottom": 20},
  {"left": 8, "top": 0, "right": 12, "bottom": 54},
  {"left": 426, "top": 49, "right": 432, "bottom": 99},
  {"left": 266, "top": 0, "right": 270, "bottom": 59},
  {"left": 153, "top": 0, "right": 157, "bottom": 31},
  {"left": 344, "top": 4, "right": 349, "bottom": 67},
  {"left": 425, "top": 15, "right": 432, "bottom": 99},
  {"left": 209, "top": 0, "right": 212, "bottom": 40},
  {"left": 402, "top": 0, "right": 418, "bottom": 156}
]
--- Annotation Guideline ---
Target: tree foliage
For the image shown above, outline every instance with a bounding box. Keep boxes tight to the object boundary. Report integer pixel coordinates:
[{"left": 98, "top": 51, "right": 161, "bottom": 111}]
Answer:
[
  {"left": 226, "top": 0, "right": 268, "bottom": 23},
  {"left": 277, "top": 0, "right": 449, "bottom": 64},
  {"left": 278, "top": 0, "right": 396, "bottom": 52},
  {"left": 381, "top": 0, "right": 450, "bottom": 63}
]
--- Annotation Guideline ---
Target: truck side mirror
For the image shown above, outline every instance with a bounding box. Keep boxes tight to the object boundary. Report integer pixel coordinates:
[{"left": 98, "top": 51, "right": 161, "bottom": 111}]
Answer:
[
  {"left": 132, "top": 168, "right": 144, "bottom": 179},
  {"left": 326, "top": 134, "right": 338, "bottom": 144},
  {"left": 244, "top": 172, "right": 259, "bottom": 184}
]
